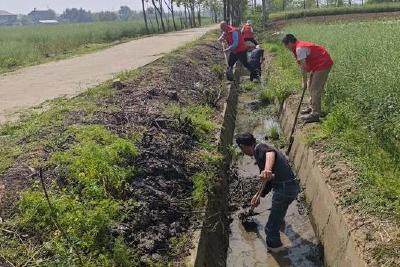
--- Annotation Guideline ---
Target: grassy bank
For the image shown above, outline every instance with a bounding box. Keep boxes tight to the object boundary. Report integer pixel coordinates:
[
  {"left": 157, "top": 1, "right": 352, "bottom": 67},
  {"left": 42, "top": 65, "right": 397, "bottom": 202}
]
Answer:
[
  {"left": 270, "top": 3, "right": 400, "bottom": 21},
  {"left": 262, "top": 19, "right": 400, "bottom": 221},
  {"left": 0, "top": 18, "right": 212, "bottom": 74},
  {"left": 0, "top": 32, "right": 225, "bottom": 266}
]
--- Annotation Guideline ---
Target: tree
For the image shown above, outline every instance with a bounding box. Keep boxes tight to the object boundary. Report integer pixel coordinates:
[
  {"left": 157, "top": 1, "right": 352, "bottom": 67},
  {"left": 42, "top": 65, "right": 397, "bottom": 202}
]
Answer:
[
  {"left": 142, "top": 0, "right": 150, "bottom": 33},
  {"left": 119, "top": 6, "right": 132, "bottom": 20},
  {"left": 164, "top": 0, "right": 178, "bottom": 30},
  {"left": 61, "top": 8, "right": 92, "bottom": 23},
  {"left": 151, "top": 0, "right": 166, "bottom": 32},
  {"left": 93, "top": 11, "right": 118, "bottom": 21}
]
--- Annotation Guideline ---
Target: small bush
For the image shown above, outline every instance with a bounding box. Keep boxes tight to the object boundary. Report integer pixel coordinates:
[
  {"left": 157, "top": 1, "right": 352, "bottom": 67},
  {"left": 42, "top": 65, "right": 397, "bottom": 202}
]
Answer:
[
  {"left": 210, "top": 64, "right": 225, "bottom": 80},
  {"left": 5, "top": 125, "right": 139, "bottom": 265},
  {"left": 266, "top": 126, "right": 280, "bottom": 141},
  {"left": 165, "top": 104, "right": 217, "bottom": 140},
  {"left": 192, "top": 171, "right": 214, "bottom": 207},
  {"left": 242, "top": 80, "right": 257, "bottom": 91}
]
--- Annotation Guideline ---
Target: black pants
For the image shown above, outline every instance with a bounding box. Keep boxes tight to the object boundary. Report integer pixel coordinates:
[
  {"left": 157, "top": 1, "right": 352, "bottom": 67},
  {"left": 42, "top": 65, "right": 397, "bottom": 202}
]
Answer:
[
  {"left": 244, "top": 38, "right": 258, "bottom": 45},
  {"left": 250, "top": 64, "right": 261, "bottom": 81},
  {"left": 228, "top": 51, "right": 253, "bottom": 74}
]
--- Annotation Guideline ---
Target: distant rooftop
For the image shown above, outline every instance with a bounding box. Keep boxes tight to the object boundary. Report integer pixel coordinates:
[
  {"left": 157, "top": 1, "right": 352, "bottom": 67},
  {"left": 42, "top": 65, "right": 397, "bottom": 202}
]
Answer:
[
  {"left": 39, "top": 20, "right": 59, "bottom": 24},
  {"left": 0, "top": 10, "right": 15, "bottom": 16}
]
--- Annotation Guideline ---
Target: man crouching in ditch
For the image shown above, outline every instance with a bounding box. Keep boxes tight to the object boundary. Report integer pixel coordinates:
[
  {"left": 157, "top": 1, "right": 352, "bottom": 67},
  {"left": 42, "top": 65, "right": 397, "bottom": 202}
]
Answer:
[{"left": 236, "top": 133, "right": 300, "bottom": 252}]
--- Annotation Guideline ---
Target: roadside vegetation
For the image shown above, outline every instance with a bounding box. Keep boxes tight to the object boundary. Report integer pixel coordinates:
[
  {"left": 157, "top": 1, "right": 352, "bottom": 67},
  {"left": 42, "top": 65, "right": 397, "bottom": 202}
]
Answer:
[
  {"left": 262, "top": 20, "right": 400, "bottom": 223},
  {"left": 0, "top": 17, "right": 212, "bottom": 74},
  {"left": 0, "top": 32, "right": 225, "bottom": 266}
]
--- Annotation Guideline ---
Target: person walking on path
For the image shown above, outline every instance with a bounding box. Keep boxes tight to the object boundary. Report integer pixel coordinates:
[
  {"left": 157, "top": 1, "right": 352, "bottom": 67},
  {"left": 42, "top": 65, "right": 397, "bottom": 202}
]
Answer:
[
  {"left": 241, "top": 20, "right": 258, "bottom": 46},
  {"left": 235, "top": 133, "right": 300, "bottom": 252},
  {"left": 218, "top": 21, "right": 254, "bottom": 81},
  {"left": 282, "top": 34, "right": 333, "bottom": 123}
]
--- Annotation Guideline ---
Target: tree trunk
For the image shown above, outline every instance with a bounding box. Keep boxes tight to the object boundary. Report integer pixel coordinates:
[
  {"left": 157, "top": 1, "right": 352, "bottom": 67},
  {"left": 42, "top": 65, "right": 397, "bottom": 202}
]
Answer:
[
  {"left": 262, "top": 0, "right": 267, "bottom": 26},
  {"left": 184, "top": 5, "right": 189, "bottom": 27},
  {"left": 316, "top": 0, "right": 319, "bottom": 8},
  {"left": 197, "top": 4, "right": 201, "bottom": 27},
  {"left": 164, "top": 0, "right": 177, "bottom": 31},
  {"left": 190, "top": 2, "right": 196, "bottom": 27},
  {"left": 141, "top": 0, "right": 149, "bottom": 34},
  {"left": 155, "top": 10, "right": 160, "bottom": 32},
  {"left": 227, "top": 0, "right": 231, "bottom": 23},
  {"left": 170, "top": 0, "right": 177, "bottom": 30},
  {"left": 152, "top": 0, "right": 166, "bottom": 32},
  {"left": 223, "top": 0, "right": 227, "bottom": 21}
]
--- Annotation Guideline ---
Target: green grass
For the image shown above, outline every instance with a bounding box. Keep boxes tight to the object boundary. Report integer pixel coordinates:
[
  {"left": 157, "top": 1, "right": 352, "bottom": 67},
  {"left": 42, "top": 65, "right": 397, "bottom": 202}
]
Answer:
[
  {"left": 260, "top": 42, "right": 300, "bottom": 104},
  {"left": 0, "top": 83, "right": 117, "bottom": 176},
  {"left": 270, "top": 3, "right": 400, "bottom": 21},
  {"left": 191, "top": 171, "right": 214, "bottom": 207},
  {"left": 165, "top": 104, "right": 218, "bottom": 141},
  {"left": 1, "top": 125, "right": 139, "bottom": 266},
  {"left": 0, "top": 18, "right": 215, "bottom": 74},
  {"left": 269, "top": 20, "right": 400, "bottom": 222}
]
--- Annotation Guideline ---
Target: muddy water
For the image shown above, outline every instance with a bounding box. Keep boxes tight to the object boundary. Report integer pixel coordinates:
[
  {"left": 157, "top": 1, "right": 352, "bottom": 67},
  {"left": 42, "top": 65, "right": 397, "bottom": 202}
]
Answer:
[{"left": 226, "top": 91, "right": 323, "bottom": 267}]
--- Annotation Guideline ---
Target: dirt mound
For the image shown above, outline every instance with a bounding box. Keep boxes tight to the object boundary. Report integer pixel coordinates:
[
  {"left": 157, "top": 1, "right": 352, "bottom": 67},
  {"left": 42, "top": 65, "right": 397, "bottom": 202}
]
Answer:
[{"left": 0, "top": 33, "right": 226, "bottom": 265}]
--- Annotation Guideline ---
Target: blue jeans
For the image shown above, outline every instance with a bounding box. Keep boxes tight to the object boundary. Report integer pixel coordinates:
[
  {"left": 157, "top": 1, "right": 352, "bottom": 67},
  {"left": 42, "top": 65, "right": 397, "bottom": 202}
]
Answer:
[{"left": 265, "top": 180, "right": 300, "bottom": 247}]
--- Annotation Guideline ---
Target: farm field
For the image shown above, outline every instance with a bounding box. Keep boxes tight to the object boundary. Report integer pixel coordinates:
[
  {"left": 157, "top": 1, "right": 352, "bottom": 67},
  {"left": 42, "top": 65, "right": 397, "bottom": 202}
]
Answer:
[
  {"left": 269, "top": 2, "right": 400, "bottom": 21},
  {"left": 262, "top": 18, "right": 400, "bottom": 263}
]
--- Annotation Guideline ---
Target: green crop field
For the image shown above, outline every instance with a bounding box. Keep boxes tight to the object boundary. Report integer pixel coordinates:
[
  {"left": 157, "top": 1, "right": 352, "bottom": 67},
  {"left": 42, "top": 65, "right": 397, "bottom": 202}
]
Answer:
[
  {"left": 269, "top": 3, "right": 400, "bottom": 21},
  {"left": 0, "top": 19, "right": 189, "bottom": 74},
  {"left": 265, "top": 19, "right": 400, "bottom": 221}
]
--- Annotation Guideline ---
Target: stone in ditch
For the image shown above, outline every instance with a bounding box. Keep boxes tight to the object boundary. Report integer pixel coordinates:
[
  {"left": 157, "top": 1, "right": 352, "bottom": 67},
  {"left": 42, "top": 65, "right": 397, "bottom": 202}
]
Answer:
[{"left": 112, "top": 79, "right": 124, "bottom": 90}]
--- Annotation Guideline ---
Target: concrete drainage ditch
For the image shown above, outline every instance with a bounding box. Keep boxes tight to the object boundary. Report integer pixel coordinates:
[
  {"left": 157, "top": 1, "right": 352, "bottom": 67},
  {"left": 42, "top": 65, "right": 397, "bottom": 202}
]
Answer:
[
  {"left": 190, "top": 66, "right": 322, "bottom": 266},
  {"left": 191, "top": 63, "right": 364, "bottom": 266}
]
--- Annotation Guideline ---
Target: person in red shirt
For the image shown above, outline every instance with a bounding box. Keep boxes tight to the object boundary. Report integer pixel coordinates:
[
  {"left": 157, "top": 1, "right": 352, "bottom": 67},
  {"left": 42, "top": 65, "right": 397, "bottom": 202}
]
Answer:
[
  {"left": 241, "top": 20, "right": 258, "bottom": 46},
  {"left": 282, "top": 34, "right": 333, "bottom": 123},
  {"left": 218, "top": 21, "right": 254, "bottom": 81}
]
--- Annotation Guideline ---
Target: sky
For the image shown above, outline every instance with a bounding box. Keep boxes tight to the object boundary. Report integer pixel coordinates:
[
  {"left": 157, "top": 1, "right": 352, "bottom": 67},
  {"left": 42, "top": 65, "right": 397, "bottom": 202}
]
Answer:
[{"left": 0, "top": 0, "right": 143, "bottom": 15}]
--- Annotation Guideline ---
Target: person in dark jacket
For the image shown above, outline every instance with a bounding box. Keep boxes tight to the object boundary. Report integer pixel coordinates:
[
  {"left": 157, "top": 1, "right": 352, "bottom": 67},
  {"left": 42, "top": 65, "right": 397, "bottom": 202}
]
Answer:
[
  {"left": 249, "top": 45, "right": 265, "bottom": 81},
  {"left": 236, "top": 133, "right": 300, "bottom": 252}
]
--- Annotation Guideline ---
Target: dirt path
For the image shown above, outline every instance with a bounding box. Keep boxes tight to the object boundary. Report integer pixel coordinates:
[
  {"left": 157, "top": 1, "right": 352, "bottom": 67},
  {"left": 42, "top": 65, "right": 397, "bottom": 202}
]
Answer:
[{"left": 0, "top": 25, "right": 217, "bottom": 123}]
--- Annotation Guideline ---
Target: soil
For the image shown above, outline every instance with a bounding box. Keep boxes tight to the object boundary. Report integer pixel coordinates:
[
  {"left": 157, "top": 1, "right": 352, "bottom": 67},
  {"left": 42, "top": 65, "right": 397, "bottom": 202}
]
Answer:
[{"left": 0, "top": 33, "right": 227, "bottom": 265}]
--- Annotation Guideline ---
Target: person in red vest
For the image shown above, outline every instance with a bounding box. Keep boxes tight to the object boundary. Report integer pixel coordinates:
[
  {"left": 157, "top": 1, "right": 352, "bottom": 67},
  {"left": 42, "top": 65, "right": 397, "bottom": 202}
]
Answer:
[
  {"left": 218, "top": 21, "right": 254, "bottom": 81},
  {"left": 282, "top": 34, "right": 333, "bottom": 123},
  {"left": 241, "top": 20, "right": 258, "bottom": 45}
]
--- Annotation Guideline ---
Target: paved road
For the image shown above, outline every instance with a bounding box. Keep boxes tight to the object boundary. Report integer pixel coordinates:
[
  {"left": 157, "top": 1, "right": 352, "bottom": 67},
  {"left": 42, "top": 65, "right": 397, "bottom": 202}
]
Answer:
[{"left": 0, "top": 25, "right": 217, "bottom": 123}]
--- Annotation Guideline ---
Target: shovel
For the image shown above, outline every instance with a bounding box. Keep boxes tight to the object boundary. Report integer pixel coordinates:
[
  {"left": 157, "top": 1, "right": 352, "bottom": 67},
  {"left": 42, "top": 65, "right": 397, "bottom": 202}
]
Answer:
[
  {"left": 286, "top": 85, "right": 307, "bottom": 155},
  {"left": 239, "top": 174, "right": 274, "bottom": 221}
]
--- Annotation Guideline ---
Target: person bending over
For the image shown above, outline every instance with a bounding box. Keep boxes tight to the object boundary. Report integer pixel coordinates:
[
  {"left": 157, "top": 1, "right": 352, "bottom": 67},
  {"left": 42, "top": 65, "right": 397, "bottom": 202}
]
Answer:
[{"left": 236, "top": 133, "right": 300, "bottom": 252}]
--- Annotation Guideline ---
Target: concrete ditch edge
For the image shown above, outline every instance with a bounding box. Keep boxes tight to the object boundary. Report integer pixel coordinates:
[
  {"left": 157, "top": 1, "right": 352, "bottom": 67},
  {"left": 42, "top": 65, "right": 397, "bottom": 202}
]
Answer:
[
  {"left": 279, "top": 98, "right": 368, "bottom": 267},
  {"left": 189, "top": 68, "right": 240, "bottom": 266}
]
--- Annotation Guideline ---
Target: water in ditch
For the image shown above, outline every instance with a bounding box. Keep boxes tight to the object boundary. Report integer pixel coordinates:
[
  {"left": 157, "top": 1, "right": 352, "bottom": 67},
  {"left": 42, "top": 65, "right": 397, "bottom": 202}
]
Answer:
[{"left": 226, "top": 89, "right": 323, "bottom": 267}]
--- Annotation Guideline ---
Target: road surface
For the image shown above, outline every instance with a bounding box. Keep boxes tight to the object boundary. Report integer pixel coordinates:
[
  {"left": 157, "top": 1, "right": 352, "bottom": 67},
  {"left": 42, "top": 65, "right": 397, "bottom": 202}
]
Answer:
[{"left": 0, "top": 25, "right": 217, "bottom": 123}]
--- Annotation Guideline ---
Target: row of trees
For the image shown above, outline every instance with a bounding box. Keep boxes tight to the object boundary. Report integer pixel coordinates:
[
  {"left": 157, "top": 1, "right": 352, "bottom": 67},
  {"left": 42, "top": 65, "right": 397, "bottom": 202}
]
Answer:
[
  {"left": 140, "top": 0, "right": 258, "bottom": 31},
  {"left": 140, "top": 0, "right": 217, "bottom": 33},
  {"left": 60, "top": 7, "right": 142, "bottom": 23}
]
